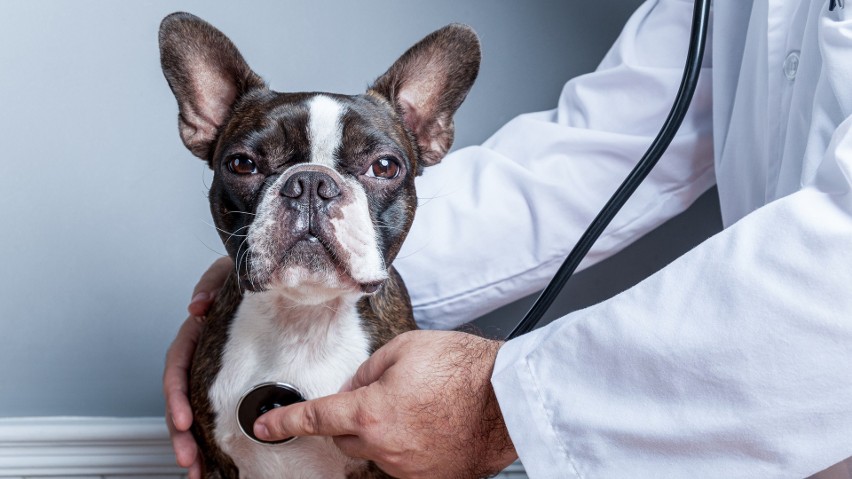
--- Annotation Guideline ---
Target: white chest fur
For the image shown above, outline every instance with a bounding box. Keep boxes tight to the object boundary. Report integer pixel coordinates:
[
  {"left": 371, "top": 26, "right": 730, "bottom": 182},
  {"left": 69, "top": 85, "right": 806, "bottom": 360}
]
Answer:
[{"left": 209, "top": 290, "right": 371, "bottom": 478}]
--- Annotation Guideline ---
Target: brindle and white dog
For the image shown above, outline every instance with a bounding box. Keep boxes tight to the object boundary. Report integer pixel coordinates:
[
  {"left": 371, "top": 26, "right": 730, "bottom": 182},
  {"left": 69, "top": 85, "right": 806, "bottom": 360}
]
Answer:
[{"left": 159, "top": 12, "right": 480, "bottom": 478}]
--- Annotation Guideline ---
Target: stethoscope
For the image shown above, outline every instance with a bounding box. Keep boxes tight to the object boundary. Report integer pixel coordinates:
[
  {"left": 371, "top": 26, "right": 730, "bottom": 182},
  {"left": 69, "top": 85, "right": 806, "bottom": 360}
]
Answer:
[{"left": 237, "top": 0, "right": 713, "bottom": 445}]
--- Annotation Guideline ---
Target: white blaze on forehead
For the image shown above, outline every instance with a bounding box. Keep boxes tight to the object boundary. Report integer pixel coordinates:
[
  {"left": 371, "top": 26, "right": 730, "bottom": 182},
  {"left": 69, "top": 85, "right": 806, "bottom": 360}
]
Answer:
[{"left": 307, "top": 95, "right": 345, "bottom": 168}]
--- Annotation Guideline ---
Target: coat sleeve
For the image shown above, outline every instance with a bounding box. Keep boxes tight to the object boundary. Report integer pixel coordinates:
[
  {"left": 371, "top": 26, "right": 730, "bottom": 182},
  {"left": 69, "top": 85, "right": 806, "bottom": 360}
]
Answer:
[
  {"left": 492, "top": 3, "right": 852, "bottom": 477},
  {"left": 491, "top": 91, "right": 852, "bottom": 479},
  {"left": 394, "top": 0, "right": 715, "bottom": 330}
]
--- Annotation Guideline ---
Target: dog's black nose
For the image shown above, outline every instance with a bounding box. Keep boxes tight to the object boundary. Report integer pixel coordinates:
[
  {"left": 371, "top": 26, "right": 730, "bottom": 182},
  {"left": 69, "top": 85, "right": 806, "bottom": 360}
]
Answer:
[{"left": 281, "top": 170, "right": 341, "bottom": 201}]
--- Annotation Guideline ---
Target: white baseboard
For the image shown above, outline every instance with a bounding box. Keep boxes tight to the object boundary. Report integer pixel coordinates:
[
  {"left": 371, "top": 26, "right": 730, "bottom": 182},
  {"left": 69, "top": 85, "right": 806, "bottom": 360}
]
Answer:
[
  {"left": 0, "top": 416, "right": 527, "bottom": 478},
  {"left": 0, "top": 417, "right": 183, "bottom": 477}
]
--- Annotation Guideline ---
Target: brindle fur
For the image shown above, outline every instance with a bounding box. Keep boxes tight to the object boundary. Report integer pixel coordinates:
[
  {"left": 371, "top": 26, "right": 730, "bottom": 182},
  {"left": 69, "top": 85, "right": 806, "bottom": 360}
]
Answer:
[
  {"left": 358, "top": 267, "right": 418, "bottom": 354},
  {"left": 190, "top": 272, "right": 241, "bottom": 477},
  {"left": 190, "top": 268, "right": 415, "bottom": 478}
]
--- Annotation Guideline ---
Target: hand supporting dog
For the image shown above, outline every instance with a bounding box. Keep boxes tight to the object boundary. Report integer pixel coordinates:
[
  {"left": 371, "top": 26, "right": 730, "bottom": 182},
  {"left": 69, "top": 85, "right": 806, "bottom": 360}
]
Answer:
[{"left": 164, "top": 257, "right": 232, "bottom": 478}]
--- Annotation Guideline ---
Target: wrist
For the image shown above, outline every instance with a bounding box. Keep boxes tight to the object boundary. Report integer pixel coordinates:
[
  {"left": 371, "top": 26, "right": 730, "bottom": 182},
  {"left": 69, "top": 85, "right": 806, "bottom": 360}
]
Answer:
[{"left": 471, "top": 338, "right": 518, "bottom": 476}]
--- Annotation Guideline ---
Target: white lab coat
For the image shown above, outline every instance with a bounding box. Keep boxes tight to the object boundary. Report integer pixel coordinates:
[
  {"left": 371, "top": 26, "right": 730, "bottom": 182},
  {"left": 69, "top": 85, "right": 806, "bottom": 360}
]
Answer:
[{"left": 395, "top": 0, "right": 852, "bottom": 477}]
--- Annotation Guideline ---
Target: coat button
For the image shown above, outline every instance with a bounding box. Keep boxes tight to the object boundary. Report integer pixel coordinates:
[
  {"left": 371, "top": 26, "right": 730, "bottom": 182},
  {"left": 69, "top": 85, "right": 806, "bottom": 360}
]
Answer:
[{"left": 783, "top": 51, "right": 800, "bottom": 81}]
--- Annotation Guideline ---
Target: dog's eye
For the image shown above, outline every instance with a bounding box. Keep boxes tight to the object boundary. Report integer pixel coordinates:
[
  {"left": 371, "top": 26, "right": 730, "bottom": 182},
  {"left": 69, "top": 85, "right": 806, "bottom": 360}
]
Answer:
[
  {"left": 366, "top": 157, "right": 400, "bottom": 179},
  {"left": 227, "top": 155, "right": 257, "bottom": 175}
]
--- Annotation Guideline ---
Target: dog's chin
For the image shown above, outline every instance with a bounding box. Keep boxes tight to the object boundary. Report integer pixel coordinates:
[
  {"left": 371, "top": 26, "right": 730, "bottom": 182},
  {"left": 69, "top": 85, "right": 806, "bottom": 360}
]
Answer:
[
  {"left": 242, "top": 240, "right": 386, "bottom": 304},
  {"left": 271, "top": 266, "right": 361, "bottom": 305}
]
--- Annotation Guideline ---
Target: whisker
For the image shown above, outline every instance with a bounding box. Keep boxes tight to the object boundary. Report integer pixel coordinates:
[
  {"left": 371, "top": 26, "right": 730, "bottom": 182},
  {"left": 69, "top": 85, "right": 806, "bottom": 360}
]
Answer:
[
  {"left": 193, "top": 235, "right": 230, "bottom": 258},
  {"left": 393, "top": 242, "right": 430, "bottom": 260},
  {"left": 234, "top": 237, "right": 251, "bottom": 297},
  {"left": 247, "top": 250, "right": 258, "bottom": 291},
  {"left": 200, "top": 167, "right": 212, "bottom": 194},
  {"left": 372, "top": 220, "right": 407, "bottom": 233},
  {"left": 373, "top": 224, "right": 407, "bottom": 233},
  {"left": 225, "top": 227, "right": 251, "bottom": 244},
  {"left": 415, "top": 186, "right": 467, "bottom": 207},
  {"left": 201, "top": 220, "right": 251, "bottom": 243}
]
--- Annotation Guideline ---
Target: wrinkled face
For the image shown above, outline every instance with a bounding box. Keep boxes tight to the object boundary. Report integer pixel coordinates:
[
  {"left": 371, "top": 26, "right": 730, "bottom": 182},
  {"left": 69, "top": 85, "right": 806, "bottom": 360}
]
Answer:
[
  {"left": 211, "top": 92, "right": 418, "bottom": 301},
  {"left": 159, "top": 13, "right": 480, "bottom": 303}
]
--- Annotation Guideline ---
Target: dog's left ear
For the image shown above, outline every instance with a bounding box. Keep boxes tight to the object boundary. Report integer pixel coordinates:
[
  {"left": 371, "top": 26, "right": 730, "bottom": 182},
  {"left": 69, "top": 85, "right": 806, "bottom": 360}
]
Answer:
[{"left": 369, "top": 24, "right": 480, "bottom": 169}]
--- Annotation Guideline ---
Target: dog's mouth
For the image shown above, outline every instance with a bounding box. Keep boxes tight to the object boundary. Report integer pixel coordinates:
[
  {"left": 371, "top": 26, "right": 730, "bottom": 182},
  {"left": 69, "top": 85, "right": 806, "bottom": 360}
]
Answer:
[
  {"left": 293, "top": 233, "right": 327, "bottom": 254},
  {"left": 238, "top": 229, "right": 384, "bottom": 297},
  {"left": 286, "top": 232, "right": 338, "bottom": 270}
]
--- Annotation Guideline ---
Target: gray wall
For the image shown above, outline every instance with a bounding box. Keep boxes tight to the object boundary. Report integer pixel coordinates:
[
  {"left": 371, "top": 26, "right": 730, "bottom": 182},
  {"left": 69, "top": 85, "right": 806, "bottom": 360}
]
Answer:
[{"left": 0, "top": 0, "right": 719, "bottom": 418}]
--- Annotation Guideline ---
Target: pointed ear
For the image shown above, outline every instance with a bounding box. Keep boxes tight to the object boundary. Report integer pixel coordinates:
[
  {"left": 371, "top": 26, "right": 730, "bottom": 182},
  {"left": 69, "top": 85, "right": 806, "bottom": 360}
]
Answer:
[
  {"left": 369, "top": 24, "right": 480, "bottom": 168},
  {"left": 159, "top": 12, "right": 266, "bottom": 160}
]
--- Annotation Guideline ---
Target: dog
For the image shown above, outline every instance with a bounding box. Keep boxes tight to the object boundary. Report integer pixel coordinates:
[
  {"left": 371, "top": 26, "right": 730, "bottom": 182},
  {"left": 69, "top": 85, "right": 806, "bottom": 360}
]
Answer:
[{"left": 159, "top": 12, "right": 480, "bottom": 478}]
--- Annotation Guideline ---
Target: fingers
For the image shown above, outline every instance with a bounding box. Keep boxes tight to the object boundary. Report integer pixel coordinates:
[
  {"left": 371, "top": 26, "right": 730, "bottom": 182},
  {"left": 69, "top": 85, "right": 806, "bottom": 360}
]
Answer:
[
  {"left": 164, "top": 315, "right": 204, "bottom": 431},
  {"left": 169, "top": 422, "right": 200, "bottom": 468},
  {"left": 166, "top": 257, "right": 230, "bottom": 476},
  {"left": 188, "top": 257, "right": 233, "bottom": 316},
  {"left": 165, "top": 402, "right": 200, "bottom": 471},
  {"left": 254, "top": 392, "right": 362, "bottom": 441}
]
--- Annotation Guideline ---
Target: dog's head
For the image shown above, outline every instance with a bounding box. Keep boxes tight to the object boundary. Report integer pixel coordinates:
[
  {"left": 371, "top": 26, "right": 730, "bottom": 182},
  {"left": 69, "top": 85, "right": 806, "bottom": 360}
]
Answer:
[{"left": 160, "top": 13, "right": 479, "bottom": 303}]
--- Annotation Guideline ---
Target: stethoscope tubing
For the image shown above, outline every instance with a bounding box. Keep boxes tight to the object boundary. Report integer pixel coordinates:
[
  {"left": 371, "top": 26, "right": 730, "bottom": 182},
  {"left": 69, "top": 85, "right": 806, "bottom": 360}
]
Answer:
[{"left": 506, "top": 0, "right": 713, "bottom": 340}]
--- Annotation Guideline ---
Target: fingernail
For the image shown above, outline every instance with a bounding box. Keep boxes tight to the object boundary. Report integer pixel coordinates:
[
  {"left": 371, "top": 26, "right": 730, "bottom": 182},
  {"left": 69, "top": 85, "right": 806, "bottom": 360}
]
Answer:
[
  {"left": 169, "top": 412, "right": 179, "bottom": 430},
  {"left": 191, "top": 292, "right": 210, "bottom": 305},
  {"left": 254, "top": 422, "right": 270, "bottom": 440}
]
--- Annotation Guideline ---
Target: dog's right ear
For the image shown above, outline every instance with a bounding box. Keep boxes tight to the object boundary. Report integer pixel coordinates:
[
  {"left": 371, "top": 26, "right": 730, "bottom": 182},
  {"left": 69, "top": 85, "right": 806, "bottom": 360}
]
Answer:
[{"left": 159, "top": 12, "right": 265, "bottom": 160}]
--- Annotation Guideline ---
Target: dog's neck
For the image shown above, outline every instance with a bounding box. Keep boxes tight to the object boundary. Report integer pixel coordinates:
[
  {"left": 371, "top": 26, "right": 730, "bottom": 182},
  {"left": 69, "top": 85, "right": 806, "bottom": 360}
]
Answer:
[
  {"left": 245, "top": 285, "right": 362, "bottom": 318},
  {"left": 237, "top": 287, "right": 366, "bottom": 354}
]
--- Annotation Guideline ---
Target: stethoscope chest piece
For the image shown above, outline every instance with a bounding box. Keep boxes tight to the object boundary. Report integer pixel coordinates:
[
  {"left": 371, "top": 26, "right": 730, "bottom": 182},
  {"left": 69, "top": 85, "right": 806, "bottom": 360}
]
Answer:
[{"left": 237, "top": 382, "right": 305, "bottom": 445}]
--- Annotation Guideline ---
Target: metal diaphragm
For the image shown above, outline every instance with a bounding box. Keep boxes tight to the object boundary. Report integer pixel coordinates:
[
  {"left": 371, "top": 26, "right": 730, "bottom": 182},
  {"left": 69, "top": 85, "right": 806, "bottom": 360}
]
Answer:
[{"left": 236, "top": 382, "right": 305, "bottom": 445}]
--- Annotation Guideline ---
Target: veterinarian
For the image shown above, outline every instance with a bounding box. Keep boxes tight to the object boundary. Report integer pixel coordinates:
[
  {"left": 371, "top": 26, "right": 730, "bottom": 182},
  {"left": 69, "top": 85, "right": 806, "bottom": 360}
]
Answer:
[{"left": 164, "top": 1, "right": 852, "bottom": 477}]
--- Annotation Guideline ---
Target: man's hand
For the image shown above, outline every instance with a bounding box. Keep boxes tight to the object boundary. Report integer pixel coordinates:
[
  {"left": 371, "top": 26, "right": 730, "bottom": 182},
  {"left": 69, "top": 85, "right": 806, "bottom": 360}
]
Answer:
[
  {"left": 163, "top": 257, "right": 233, "bottom": 479},
  {"left": 253, "top": 330, "right": 518, "bottom": 479}
]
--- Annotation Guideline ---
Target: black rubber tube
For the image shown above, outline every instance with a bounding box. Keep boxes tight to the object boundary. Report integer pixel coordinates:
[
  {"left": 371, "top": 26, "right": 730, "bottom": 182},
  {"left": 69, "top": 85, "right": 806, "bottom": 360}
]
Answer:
[{"left": 506, "top": 0, "right": 712, "bottom": 340}]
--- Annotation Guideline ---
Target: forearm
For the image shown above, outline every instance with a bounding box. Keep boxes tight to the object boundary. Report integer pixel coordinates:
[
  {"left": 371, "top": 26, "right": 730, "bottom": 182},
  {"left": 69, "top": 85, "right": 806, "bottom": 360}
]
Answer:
[{"left": 396, "top": 0, "right": 715, "bottom": 330}]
